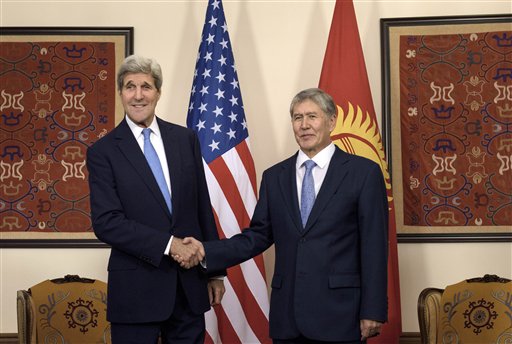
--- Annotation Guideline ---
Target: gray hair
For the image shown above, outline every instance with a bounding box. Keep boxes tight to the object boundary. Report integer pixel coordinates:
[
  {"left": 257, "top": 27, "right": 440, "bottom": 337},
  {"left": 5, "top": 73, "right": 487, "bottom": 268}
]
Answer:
[
  {"left": 117, "top": 55, "right": 163, "bottom": 92},
  {"left": 289, "top": 88, "right": 336, "bottom": 118}
]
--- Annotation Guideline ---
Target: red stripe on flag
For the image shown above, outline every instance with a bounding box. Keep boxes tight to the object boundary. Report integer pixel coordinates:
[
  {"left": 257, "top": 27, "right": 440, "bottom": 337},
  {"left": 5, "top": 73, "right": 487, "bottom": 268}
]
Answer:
[
  {"left": 205, "top": 331, "right": 214, "bottom": 344},
  {"left": 209, "top": 157, "right": 251, "bottom": 229},
  {"left": 210, "top": 156, "right": 267, "bottom": 277},
  {"left": 213, "top": 302, "right": 241, "bottom": 343},
  {"left": 226, "top": 264, "right": 272, "bottom": 344},
  {"left": 235, "top": 140, "right": 257, "bottom": 196}
]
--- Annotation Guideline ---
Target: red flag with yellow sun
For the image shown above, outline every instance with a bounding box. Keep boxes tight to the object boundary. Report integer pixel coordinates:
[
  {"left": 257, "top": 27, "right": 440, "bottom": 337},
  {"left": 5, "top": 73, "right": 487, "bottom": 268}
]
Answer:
[{"left": 319, "top": 0, "right": 402, "bottom": 342}]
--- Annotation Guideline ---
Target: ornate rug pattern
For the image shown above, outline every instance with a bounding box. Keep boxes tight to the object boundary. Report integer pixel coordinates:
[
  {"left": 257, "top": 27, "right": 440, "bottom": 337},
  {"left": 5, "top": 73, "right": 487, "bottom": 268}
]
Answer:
[
  {"left": 399, "top": 30, "right": 512, "bottom": 227},
  {"left": 0, "top": 41, "right": 116, "bottom": 234}
]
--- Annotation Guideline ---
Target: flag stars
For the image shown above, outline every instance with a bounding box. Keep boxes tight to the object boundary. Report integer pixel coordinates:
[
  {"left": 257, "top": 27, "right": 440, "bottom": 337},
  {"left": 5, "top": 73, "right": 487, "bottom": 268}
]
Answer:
[
  {"left": 215, "top": 89, "right": 225, "bottom": 100},
  {"left": 218, "top": 55, "right": 227, "bottom": 66},
  {"left": 213, "top": 106, "right": 224, "bottom": 117},
  {"left": 226, "top": 128, "right": 236, "bottom": 139},
  {"left": 209, "top": 16, "right": 218, "bottom": 27},
  {"left": 203, "top": 52, "right": 213, "bottom": 62},
  {"left": 198, "top": 102, "right": 207, "bottom": 113},
  {"left": 211, "top": 122, "right": 222, "bottom": 134},
  {"left": 188, "top": 5, "right": 251, "bottom": 160},
  {"left": 209, "top": 140, "right": 220, "bottom": 151},
  {"left": 219, "top": 38, "right": 229, "bottom": 49},
  {"left": 199, "top": 85, "right": 209, "bottom": 96},
  {"left": 229, "top": 95, "right": 238, "bottom": 106},
  {"left": 196, "top": 119, "right": 206, "bottom": 131},
  {"left": 206, "top": 33, "right": 215, "bottom": 45},
  {"left": 216, "top": 72, "right": 226, "bottom": 83},
  {"left": 202, "top": 69, "right": 211, "bottom": 78}
]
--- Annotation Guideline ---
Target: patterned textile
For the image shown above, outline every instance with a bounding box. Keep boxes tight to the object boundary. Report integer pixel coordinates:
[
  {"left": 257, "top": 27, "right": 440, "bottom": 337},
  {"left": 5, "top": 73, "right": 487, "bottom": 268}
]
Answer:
[
  {"left": 399, "top": 30, "right": 512, "bottom": 227},
  {"left": 0, "top": 41, "right": 117, "bottom": 236},
  {"left": 29, "top": 277, "right": 110, "bottom": 343},
  {"left": 437, "top": 277, "right": 512, "bottom": 343}
]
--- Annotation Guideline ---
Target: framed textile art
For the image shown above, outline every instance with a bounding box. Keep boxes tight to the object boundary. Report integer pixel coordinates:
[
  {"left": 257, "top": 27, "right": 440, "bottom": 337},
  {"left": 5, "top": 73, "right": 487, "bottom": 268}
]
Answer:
[
  {"left": 381, "top": 15, "right": 512, "bottom": 242},
  {"left": 0, "top": 27, "right": 133, "bottom": 247}
]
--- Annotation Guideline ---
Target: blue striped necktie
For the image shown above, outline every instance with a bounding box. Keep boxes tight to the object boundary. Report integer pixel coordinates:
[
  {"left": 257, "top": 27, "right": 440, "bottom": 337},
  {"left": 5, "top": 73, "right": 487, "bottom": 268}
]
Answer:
[
  {"left": 142, "top": 128, "right": 172, "bottom": 214},
  {"left": 300, "top": 159, "right": 316, "bottom": 227}
]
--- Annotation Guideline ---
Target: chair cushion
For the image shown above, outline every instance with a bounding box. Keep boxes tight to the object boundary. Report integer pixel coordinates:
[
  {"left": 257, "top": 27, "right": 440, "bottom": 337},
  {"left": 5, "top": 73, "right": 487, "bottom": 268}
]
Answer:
[
  {"left": 437, "top": 277, "right": 512, "bottom": 343},
  {"left": 29, "top": 278, "right": 110, "bottom": 343}
]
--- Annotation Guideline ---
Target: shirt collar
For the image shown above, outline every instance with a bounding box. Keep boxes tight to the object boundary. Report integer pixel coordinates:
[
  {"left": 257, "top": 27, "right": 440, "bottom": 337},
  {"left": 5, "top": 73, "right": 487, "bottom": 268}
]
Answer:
[
  {"left": 125, "top": 115, "right": 162, "bottom": 139},
  {"left": 296, "top": 142, "right": 335, "bottom": 170}
]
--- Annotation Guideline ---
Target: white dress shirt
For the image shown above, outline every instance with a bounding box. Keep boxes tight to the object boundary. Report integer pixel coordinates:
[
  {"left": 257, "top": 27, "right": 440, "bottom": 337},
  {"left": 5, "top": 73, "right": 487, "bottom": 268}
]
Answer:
[
  {"left": 296, "top": 143, "right": 336, "bottom": 207},
  {"left": 126, "top": 115, "right": 172, "bottom": 196}
]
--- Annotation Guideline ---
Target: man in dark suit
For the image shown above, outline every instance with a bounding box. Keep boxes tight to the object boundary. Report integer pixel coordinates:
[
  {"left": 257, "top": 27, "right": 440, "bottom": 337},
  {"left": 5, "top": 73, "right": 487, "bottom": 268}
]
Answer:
[
  {"left": 86, "top": 55, "right": 225, "bottom": 344},
  {"left": 180, "top": 88, "right": 388, "bottom": 343}
]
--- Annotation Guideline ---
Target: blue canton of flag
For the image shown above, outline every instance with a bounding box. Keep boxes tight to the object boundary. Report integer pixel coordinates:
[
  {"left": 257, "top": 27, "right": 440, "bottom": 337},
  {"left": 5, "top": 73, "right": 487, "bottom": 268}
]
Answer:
[{"left": 187, "top": 0, "right": 248, "bottom": 164}]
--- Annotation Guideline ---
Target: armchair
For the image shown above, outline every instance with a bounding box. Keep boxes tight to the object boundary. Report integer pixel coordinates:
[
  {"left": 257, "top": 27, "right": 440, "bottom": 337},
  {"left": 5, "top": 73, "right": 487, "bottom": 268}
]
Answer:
[
  {"left": 17, "top": 274, "right": 110, "bottom": 344},
  {"left": 417, "top": 274, "right": 511, "bottom": 344}
]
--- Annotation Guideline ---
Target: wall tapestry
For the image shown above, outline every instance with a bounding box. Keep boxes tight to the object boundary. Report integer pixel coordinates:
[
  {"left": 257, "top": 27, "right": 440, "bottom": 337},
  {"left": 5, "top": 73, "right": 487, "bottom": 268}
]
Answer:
[
  {"left": 381, "top": 15, "right": 511, "bottom": 242},
  {"left": 0, "top": 27, "right": 133, "bottom": 247}
]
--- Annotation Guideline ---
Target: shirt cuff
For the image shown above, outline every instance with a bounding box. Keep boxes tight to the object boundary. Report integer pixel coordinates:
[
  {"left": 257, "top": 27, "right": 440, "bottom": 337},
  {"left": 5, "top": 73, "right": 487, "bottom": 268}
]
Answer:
[{"left": 164, "top": 235, "right": 173, "bottom": 256}]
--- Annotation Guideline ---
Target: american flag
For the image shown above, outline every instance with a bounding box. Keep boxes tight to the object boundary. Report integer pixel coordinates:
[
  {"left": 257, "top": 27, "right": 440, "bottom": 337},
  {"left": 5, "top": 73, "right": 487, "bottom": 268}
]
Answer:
[{"left": 186, "top": 0, "right": 270, "bottom": 343}]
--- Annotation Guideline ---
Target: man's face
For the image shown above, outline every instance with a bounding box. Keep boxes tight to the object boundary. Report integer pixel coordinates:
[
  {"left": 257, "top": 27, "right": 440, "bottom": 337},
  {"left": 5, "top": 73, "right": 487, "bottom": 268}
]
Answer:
[
  {"left": 291, "top": 99, "right": 336, "bottom": 158},
  {"left": 120, "top": 72, "right": 160, "bottom": 128}
]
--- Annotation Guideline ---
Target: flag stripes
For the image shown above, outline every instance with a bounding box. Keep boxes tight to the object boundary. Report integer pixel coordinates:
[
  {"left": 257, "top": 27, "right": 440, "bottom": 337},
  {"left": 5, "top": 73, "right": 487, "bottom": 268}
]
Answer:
[{"left": 203, "top": 153, "right": 270, "bottom": 342}]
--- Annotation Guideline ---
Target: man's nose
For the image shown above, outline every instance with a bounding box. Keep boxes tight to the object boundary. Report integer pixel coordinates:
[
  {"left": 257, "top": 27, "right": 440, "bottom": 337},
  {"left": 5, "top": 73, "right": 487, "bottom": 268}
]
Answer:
[
  {"left": 300, "top": 118, "right": 310, "bottom": 128},
  {"left": 134, "top": 87, "right": 144, "bottom": 100}
]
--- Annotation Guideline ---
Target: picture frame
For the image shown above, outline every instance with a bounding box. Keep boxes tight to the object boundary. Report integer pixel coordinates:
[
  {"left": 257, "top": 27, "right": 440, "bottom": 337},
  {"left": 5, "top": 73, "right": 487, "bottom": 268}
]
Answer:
[
  {"left": 0, "top": 27, "right": 133, "bottom": 247},
  {"left": 380, "top": 14, "right": 512, "bottom": 243}
]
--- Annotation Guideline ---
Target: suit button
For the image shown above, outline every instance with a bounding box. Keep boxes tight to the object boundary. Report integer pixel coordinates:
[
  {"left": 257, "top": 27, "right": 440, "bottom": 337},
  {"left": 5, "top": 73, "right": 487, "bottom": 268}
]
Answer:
[{"left": 300, "top": 238, "right": 306, "bottom": 243}]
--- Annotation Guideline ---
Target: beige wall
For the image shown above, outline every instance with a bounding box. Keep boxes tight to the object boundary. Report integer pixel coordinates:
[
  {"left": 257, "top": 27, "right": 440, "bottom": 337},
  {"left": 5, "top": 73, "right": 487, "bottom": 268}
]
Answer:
[{"left": 1, "top": 0, "right": 511, "bottom": 335}]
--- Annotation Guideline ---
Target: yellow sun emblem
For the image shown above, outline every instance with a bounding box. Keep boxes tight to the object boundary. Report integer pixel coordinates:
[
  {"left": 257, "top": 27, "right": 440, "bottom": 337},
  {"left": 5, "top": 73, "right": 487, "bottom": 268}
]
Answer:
[{"left": 331, "top": 102, "right": 393, "bottom": 202}]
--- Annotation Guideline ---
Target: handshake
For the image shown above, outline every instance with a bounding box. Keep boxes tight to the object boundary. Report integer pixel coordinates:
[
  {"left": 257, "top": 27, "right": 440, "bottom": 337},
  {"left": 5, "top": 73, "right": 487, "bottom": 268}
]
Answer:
[{"left": 170, "top": 237, "right": 205, "bottom": 269}]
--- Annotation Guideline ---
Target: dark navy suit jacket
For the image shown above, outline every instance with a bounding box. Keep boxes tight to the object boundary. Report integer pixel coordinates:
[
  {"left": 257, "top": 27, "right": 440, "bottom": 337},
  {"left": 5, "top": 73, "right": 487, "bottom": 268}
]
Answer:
[
  {"left": 204, "top": 146, "right": 388, "bottom": 341},
  {"left": 87, "top": 117, "right": 223, "bottom": 323}
]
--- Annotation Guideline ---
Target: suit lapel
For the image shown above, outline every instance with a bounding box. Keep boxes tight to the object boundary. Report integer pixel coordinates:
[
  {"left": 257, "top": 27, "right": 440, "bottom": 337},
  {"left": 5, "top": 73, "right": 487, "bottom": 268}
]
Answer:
[
  {"left": 303, "top": 147, "right": 350, "bottom": 233},
  {"left": 115, "top": 119, "right": 172, "bottom": 219},
  {"left": 278, "top": 154, "right": 303, "bottom": 233}
]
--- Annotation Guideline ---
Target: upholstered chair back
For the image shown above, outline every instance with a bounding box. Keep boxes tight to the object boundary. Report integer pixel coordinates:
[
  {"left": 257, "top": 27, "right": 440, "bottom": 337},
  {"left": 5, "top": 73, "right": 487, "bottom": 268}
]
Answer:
[
  {"left": 17, "top": 275, "right": 110, "bottom": 344},
  {"left": 418, "top": 274, "right": 512, "bottom": 344}
]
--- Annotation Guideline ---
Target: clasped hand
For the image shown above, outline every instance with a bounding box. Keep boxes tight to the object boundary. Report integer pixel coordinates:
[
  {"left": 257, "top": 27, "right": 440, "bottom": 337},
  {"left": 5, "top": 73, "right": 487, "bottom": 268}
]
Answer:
[{"left": 170, "top": 237, "right": 204, "bottom": 268}]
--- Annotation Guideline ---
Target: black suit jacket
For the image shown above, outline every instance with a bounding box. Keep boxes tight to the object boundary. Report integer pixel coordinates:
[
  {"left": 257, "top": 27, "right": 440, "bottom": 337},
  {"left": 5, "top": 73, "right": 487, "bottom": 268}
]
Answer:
[
  {"left": 87, "top": 117, "right": 223, "bottom": 323},
  {"left": 204, "top": 146, "right": 388, "bottom": 341}
]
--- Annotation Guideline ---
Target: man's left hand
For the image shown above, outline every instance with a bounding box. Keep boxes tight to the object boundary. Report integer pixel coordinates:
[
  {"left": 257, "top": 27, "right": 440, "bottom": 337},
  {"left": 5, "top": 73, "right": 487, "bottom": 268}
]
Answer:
[
  {"left": 360, "top": 319, "right": 382, "bottom": 341},
  {"left": 207, "top": 279, "right": 225, "bottom": 306}
]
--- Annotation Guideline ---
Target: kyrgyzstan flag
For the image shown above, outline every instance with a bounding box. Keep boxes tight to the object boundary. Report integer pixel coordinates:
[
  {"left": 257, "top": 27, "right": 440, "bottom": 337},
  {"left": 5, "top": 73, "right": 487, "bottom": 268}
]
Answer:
[{"left": 319, "top": 1, "right": 402, "bottom": 343}]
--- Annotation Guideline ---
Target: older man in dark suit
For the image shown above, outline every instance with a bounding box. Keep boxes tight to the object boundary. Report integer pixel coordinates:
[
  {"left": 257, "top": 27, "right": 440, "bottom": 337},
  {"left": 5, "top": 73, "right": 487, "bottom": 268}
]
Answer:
[
  {"left": 180, "top": 88, "right": 388, "bottom": 343},
  {"left": 87, "top": 55, "right": 225, "bottom": 344}
]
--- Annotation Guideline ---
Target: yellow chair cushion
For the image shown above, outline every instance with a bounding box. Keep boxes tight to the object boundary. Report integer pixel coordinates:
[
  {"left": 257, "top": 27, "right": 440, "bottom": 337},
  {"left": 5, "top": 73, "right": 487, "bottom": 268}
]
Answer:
[
  {"left": 30, "top": 278, "right": 110, "bottom": 344},
  {"left": 437, "top": 279, "right": 512, "bottom": 343}
]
